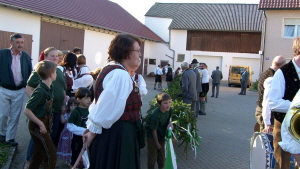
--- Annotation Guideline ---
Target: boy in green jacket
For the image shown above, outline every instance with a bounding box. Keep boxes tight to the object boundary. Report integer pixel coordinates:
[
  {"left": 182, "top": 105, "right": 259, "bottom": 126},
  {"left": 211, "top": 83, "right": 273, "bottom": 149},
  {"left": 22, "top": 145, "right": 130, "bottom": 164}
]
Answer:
[
  {"left": 23, "top": 60, "right": 57, "bottom": 169},
  {"left": 146, "top": 93, "right": 173, "bottom": 169}
]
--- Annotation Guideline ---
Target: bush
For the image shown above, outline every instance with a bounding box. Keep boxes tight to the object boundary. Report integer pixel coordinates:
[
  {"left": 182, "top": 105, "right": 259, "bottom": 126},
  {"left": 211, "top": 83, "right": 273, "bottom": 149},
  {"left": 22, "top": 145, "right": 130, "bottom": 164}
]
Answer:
[
  {"left": 250, "top": 80, "right": 258, "bottom": 90},
  {"left": 143, "top": 74, "right": 201, "bottom": 156},
  {"left": 0, "top": 143, "right": 11, "bottom": 168}
]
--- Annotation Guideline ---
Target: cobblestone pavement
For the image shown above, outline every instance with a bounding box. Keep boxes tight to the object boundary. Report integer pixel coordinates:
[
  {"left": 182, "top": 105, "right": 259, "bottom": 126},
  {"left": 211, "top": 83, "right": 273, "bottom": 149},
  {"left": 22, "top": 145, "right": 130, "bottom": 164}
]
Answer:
[{"left": 8, "top": 77, "right": 257, "bottom": 169}]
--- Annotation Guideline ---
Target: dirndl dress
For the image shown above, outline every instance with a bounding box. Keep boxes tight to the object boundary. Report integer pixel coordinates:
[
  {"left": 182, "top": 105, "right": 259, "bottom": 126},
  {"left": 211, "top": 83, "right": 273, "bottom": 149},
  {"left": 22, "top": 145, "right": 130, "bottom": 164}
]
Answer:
[{"left": 56, "top": 113, "right": 72, "bottom": 162}]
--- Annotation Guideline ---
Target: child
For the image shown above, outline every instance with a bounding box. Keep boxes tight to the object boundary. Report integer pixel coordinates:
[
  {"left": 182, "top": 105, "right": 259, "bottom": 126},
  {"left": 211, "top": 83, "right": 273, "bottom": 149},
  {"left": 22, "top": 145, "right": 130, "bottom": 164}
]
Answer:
[
  {"left": 146, "top": 93, "right": 173, "bottom": 169},
  {"left": 23, "top": 60, "right": 58, "bottom": 169},
  {"left": 67, "top": 87, "right": 92, "bottom": 167},
  {"left": 56, "top": 97, "right": 78, "bottom": 166}
]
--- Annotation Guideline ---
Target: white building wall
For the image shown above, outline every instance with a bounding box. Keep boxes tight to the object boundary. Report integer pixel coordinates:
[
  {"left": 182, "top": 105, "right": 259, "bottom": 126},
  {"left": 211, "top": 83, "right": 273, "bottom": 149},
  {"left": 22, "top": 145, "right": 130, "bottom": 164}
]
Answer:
[
  {"left": 144, "top": 41, "right": 174, "bottom": 74},
  {"left": 188, "top": 51, "right": 260, "bottom": 82},
  {"left": 0, "top": 6, "right": 41, "bottom": 66},
  {"left": 170, "top": 30, "right": 188, "bottom": 70},
  {"left": 83, "top": 30, "right": 116, "bottom": 71},
  {"left": 145, "top": 16, "right": 172, "bottom": 42}
]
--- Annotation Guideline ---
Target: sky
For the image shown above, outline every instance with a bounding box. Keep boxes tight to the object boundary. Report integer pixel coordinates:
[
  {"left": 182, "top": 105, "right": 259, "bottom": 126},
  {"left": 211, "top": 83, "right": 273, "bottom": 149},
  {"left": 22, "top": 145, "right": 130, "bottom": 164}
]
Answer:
[{"left": 110, "top": 0, "right": 260, "bottom": 23}]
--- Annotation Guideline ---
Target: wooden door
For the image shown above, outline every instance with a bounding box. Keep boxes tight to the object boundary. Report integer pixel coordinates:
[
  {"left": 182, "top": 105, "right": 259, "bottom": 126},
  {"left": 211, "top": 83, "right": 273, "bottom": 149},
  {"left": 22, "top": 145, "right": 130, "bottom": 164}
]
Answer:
[{"left": 40, "top": 21, "right": 84, "bottom": 54}]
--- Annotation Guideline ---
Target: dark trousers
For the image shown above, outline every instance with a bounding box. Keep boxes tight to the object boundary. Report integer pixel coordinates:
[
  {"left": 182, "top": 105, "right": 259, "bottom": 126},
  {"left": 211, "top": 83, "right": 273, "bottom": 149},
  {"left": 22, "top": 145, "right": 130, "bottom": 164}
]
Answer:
[
  {"left": 71, "top": 135, "right": 83, "bottom": 166},
  {"left": 240, "top": 81, "right": 247, "bottom": 94},
  {"left": 50, "top": 113, "right": 63, "bottom": 145},
  {"left": 273, "top": 119, "right": 291, "bottom": 169},
  {"left": 147, "top": 138, "right": 165, "bottom": 169},
  {"left": 211, "top": 83, "right": 220, "bottom": 97},
  {"left": 28, "top": 117, "right": 57, "bottom": 169}
]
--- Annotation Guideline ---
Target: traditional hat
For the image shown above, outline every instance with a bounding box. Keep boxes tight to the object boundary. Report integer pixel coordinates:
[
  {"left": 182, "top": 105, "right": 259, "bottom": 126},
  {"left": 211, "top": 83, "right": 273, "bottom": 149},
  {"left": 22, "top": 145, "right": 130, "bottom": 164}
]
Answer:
[{"left": 191, "top": 59, "right": 199, "bottom": 64}]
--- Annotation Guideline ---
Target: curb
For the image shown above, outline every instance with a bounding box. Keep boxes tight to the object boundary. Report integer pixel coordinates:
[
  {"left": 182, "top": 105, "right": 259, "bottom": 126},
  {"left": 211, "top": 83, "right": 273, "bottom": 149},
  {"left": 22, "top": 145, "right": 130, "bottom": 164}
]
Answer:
[{"left": 3, "top": 146, "right": 16, "bottom": 169}]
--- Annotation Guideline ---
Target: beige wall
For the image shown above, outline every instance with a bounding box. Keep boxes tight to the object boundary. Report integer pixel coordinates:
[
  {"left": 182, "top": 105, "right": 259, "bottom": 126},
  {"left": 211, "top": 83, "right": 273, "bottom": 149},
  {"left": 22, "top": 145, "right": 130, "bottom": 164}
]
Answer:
[{"left": 263, "top": 10, "right": 299, "bottom": 71}]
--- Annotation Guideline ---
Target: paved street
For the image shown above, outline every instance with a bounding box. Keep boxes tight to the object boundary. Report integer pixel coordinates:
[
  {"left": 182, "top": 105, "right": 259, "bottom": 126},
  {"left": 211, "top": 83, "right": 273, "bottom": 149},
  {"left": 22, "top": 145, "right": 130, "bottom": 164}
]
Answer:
[{"left": 9, "top": 77, "right": 257, "bottom": 169}]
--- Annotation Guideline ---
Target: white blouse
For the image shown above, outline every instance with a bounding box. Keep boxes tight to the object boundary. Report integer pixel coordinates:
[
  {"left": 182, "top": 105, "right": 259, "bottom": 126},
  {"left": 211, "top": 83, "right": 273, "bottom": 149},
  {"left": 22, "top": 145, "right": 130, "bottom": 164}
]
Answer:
[
  {"left": 262, "top": 77, "right": 273, "bottom": 126},
  {"left": 131, "top": 73, "right": 147, "bottom": 96},
  {"left": 72, "top": 66, "right": 93, "bottom": 90},
  {"left": 86, "top": 63, "right": 133, "bottom": 134}
]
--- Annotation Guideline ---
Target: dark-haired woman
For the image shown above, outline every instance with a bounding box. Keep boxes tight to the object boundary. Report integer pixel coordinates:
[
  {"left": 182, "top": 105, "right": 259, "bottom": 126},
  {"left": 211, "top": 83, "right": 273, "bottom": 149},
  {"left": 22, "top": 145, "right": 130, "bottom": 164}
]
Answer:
[
  {"left": 58, "top": 52, "right": 78, "bottom": 97},
  {"left": 83, "top": 33, "right": 143, "bottom": 169}
]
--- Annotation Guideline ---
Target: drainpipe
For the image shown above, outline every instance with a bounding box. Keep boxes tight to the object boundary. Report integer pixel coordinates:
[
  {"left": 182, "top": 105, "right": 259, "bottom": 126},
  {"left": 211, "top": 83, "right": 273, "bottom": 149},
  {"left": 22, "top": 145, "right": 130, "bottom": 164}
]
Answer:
[
  {"left": 168, "top": 29, "right": 175, "bottom": 69},
  {"left": 260, "top": 10, "right": 267, "bottom": 74}
]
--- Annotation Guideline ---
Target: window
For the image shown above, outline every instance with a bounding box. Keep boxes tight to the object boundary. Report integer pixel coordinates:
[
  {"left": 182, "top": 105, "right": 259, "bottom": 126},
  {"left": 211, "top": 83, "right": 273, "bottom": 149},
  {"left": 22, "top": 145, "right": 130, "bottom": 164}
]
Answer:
[
  {"left": 283, "top": 19, "right": 300, "bottom": 38},
  {"left": 177, "top": 54, "right": 185, "bottom": 62},
  {"left": 149, "top": 59, "right": 156, "bottom": 65}
]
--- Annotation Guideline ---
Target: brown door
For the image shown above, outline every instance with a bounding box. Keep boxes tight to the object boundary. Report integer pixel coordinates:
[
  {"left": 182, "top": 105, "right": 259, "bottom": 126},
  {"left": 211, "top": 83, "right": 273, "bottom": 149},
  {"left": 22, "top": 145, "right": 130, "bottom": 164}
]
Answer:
[
  {"left": 40, "top": 21, "right": 84, "bottom": 55},
  {"left": 0, "top": 30, "right": 32, "bottom": 56}
]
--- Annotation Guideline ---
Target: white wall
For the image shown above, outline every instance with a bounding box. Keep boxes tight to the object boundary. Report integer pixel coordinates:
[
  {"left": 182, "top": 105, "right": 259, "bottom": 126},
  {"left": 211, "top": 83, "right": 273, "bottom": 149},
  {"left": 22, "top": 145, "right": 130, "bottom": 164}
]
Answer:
[
  {"left": 169, "top": 30, "right": 189, "bottom": 70},
  {"left": 144, "top": 40, "right": 174, "bottom": 73},
  {"left": 189, "top": 51, "right": 260, "bottom": 82},
  {"left": 145, "top": 16, "right": 172, "bottom": 42},
  {"left": 0, "top": 6, "right": 41, "bottom": 66},
  {"left": 83, "top": 30, "right": 116, "bottom": 71}
]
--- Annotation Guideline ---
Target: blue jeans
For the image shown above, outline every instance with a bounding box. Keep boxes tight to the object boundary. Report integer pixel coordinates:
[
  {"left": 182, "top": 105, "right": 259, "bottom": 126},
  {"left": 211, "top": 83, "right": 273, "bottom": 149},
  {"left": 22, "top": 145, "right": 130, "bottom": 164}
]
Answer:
[{"left": 26, "top": 139, "right": 34, "bottom": 161}]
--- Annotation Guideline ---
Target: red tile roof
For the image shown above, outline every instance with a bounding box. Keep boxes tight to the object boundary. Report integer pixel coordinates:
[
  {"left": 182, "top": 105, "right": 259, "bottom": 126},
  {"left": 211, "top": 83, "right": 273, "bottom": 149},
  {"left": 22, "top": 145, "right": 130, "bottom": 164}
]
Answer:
[
  {"left": 0, "top": 0, "right": 164, "bottom": 42},
  {"left": 259, "top": 0, "right": 300, "bottom": 9}
]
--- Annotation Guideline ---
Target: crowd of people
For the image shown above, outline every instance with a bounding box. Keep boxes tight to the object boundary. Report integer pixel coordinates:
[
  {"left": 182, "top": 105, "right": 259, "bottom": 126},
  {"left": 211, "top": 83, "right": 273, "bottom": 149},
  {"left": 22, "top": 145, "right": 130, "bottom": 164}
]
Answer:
[
  {"left": 154, "top": 59, "right": 223, "bottom": 117},
  {"left": 3, "top": 32, "right": 300, "bottom": 169},
  {"left": 0, "top": 33, "right": 172, "bottom": 169}
]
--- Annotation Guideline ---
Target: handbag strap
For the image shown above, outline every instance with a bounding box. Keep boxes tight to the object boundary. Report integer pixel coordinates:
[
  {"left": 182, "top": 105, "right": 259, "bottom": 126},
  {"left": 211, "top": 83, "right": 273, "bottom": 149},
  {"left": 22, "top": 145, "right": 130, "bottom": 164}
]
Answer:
[{"left": 72, "top": 142, "right": 88, "bottom": 169}]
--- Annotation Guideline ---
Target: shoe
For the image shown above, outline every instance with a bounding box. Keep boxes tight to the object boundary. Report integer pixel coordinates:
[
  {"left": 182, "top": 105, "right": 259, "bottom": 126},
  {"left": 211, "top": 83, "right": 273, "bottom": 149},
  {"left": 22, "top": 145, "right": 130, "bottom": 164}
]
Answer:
[
  {"left": 0, "top": 135, "right": 5, "bottom": 142},
  {"left": 199, "top": 110, "right": 202, "bottom": 115},
  {"left": 215, "top": 96, "right": 218, "bottom": 98},
  {"left": 238, "top": 93, "right": 242, "bottom": 95},
  {"left": 199, "top": 112, "right": 206, "bottom": 115},
  {"left": 154, "top": 88, "right": 156, "bottom": 90},
  {"left": 6, "top": 139, "right": 18, "bottom": 146},
  {"left": 211, "top": 95, "right": 214, "bottom": 97}
]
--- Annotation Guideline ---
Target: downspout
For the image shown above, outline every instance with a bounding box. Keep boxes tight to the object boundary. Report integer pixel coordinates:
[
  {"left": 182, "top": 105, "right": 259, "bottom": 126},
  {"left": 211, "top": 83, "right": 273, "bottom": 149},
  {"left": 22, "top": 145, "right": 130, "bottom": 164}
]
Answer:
[
  {"left": 260, "top": 10, "right": 267, "bottom": 74},
  {"left": 168, "top": 29, "right": 175, "bottom": 69}
]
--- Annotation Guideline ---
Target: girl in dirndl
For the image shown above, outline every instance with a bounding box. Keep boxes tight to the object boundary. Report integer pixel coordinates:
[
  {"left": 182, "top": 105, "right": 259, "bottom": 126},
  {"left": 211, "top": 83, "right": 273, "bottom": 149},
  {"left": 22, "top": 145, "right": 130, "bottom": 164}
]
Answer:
[{"left": 56, "top": 97, "right": 78, "bottom": 165}]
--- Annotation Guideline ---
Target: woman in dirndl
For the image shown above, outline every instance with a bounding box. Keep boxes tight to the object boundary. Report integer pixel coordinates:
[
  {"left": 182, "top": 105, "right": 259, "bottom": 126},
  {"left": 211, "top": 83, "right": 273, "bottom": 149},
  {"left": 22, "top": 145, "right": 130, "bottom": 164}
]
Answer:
[{"left": 83, "top": 33, "right": 143, "bottom": 169}]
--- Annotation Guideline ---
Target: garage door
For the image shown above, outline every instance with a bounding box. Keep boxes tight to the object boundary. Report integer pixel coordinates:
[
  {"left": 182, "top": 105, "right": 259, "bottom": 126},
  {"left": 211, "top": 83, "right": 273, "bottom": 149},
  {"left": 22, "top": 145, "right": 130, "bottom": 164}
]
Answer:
[
  {"left": 193, "top": 55, "right": 223, "bottom": 78},
  {"left": 232, "top": 57, "right": 260, "bottom": 82}
]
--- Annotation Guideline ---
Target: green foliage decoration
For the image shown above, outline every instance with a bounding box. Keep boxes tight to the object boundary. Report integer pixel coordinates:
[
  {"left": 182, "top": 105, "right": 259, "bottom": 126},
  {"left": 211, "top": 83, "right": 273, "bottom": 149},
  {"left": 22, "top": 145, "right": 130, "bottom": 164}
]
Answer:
[
  {"left": 250, "top": 80, "right": 258, "bottom": 90},
  {"left": 143, "top": 74, "right": 201, "bottom": 157}
]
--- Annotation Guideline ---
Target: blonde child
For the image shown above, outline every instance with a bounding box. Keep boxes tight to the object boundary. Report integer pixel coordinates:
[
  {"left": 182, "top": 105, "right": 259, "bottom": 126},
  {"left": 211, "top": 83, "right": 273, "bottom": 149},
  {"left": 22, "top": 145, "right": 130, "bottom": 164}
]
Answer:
[
  {"left": 56, "top": 97, "right": 78, "bottom": 166},
  {"left": 23, "top": 60, "right": 57, "bottom": 168}
]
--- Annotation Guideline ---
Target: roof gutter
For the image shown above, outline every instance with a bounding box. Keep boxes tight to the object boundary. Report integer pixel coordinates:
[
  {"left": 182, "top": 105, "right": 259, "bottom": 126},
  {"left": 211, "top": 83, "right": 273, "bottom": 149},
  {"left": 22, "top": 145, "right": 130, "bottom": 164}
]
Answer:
[{"left": 0, "top": 3, "right": 164, "bottom": 43}]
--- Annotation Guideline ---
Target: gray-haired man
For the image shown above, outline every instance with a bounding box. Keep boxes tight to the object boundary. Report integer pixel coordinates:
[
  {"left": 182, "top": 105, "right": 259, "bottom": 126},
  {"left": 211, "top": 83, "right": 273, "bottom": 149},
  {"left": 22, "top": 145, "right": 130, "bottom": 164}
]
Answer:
[{"left": 178, "top": 62, "right": 198, "bottom": 116}]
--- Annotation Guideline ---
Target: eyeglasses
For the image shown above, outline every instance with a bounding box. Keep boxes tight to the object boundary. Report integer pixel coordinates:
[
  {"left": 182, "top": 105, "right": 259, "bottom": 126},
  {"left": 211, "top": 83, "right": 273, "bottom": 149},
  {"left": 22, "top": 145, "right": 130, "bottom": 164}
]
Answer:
[{"left": 132, "top": 50, "right": 141, "bottom": 54}]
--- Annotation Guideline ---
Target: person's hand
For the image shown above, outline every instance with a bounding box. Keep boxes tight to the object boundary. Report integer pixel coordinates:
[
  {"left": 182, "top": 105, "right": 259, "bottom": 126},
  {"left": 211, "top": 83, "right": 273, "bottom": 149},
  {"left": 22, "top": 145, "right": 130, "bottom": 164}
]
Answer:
[
  {"left": 61, "top": 106, "right": 66, "bottom": 115},
  {"left": 39, "top": 123, "right": 47, "bottom": 134},
  {"left": 168, "top": 122, "right": 174, "bottom": 130},
  {"left": 265, "top": 125, "right": 273, "bottom": 133},
  {"left": 156, "top": 143, "right": 162, "bottom": 150},
  {"left": 83, "top": 129, "right": 96, "bottom": 147}
]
